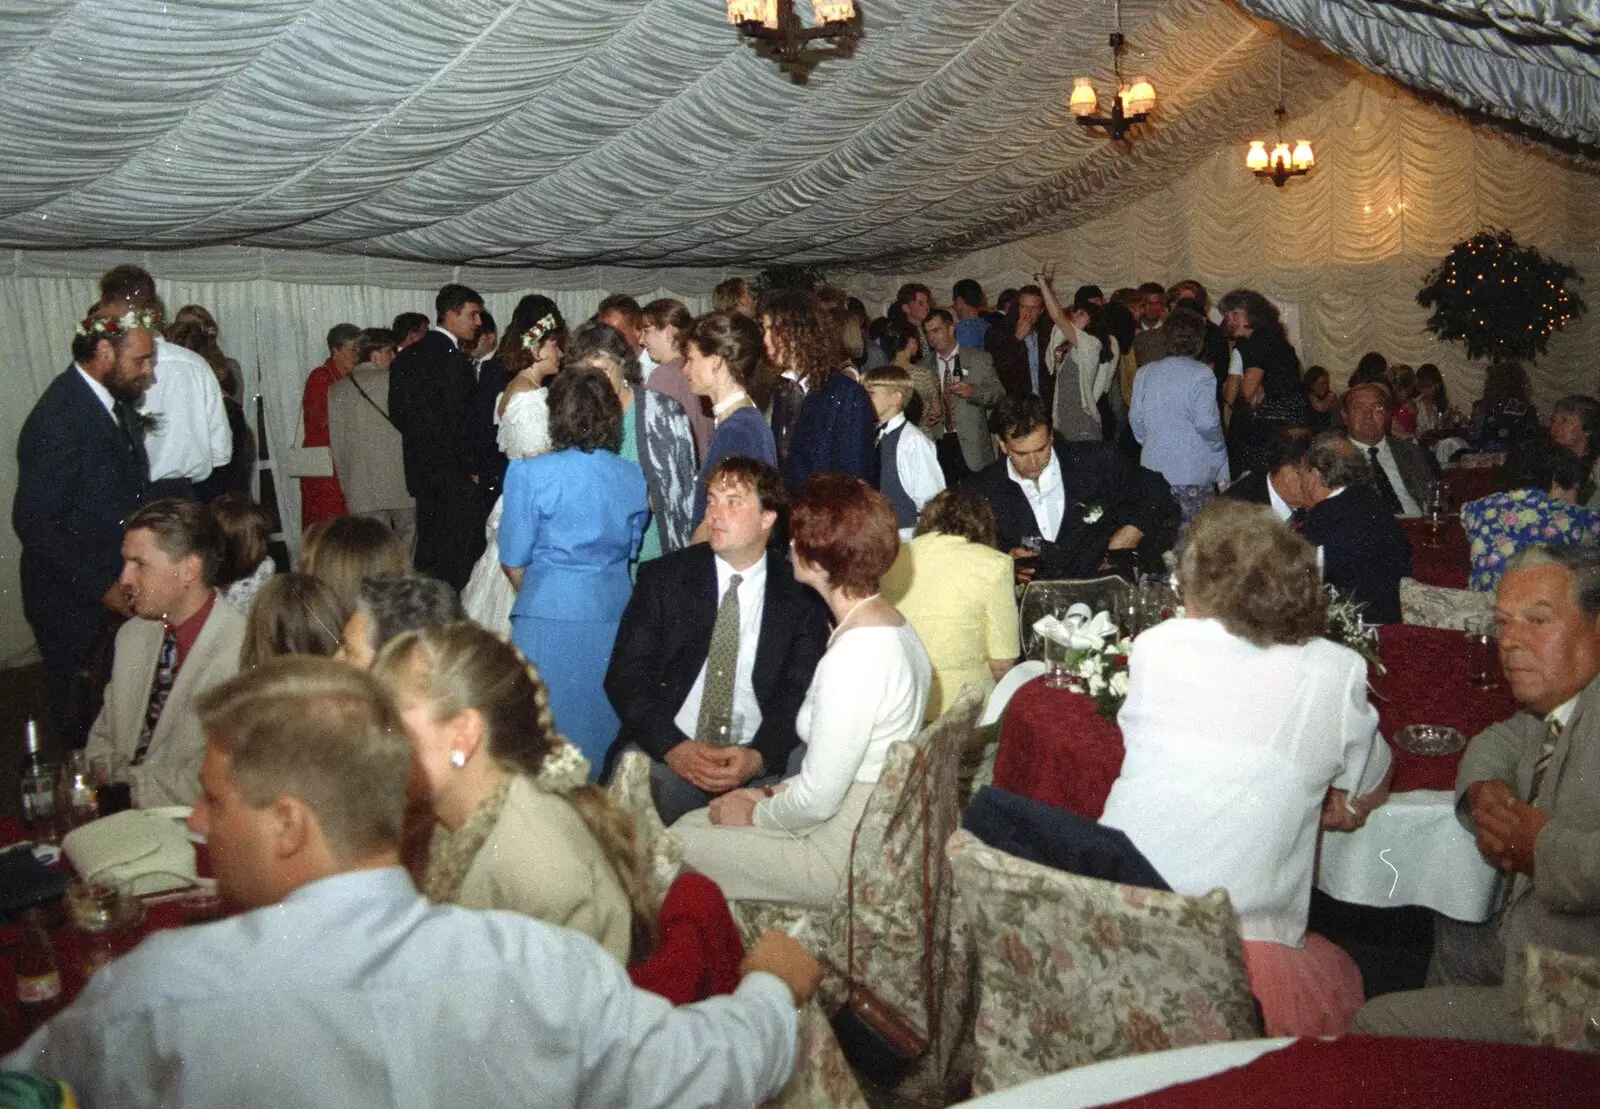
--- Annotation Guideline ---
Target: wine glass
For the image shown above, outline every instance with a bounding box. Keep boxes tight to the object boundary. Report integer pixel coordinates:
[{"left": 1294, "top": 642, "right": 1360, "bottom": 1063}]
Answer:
[{"left": 1424, "top": 483, "right": 1450, "bottom": 548}]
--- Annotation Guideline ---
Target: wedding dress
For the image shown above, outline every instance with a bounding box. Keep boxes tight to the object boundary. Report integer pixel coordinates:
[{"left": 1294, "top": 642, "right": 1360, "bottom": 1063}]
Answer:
[{"left": 462, "top": 388, "right": 551, "bottom": 634}]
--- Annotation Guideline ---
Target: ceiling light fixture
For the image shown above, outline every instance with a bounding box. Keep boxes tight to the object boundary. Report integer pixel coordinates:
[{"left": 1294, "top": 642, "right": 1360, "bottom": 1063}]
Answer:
[
  {"left": 1069, "top": 0, "right": 1155, "bottom": 143},
  {"left": 727, "top": 1, "right": 862, "bottom": 84},
  {"left": 1246, "top": 44, "right": 1314, "bottom": 186}
]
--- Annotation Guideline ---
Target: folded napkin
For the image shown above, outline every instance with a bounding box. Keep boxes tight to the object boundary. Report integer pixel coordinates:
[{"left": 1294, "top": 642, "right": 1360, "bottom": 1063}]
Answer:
[
  {"left": 62, "top": 807, "right": 197, "bottom": 895},
  {"left": 1033, "top": 604, "right": 1119, "bottom": 651}
]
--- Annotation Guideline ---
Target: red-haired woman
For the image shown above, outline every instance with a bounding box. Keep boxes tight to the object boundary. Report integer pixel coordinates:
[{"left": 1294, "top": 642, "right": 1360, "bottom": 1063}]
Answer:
[{"left": 672, "top": 474, "right": 933, "bottom": 908}]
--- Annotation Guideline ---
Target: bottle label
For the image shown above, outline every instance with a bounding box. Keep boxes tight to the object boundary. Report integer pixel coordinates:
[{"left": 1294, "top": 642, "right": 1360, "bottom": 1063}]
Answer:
[{"left": 18, "top": 971, "right": 61, "bottom": 1004}]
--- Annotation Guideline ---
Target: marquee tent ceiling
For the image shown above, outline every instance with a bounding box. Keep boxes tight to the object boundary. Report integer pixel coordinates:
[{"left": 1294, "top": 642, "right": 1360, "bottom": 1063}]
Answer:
[{"left": 0, "top": 0, "right": 1591, "bottom": 273}]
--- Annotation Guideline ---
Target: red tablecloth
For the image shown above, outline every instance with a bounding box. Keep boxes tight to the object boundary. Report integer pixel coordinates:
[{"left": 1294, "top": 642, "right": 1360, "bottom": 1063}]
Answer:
[
  {"left": 1106, "top": 1035, "right": 1600, "bottom": 1107},
  {"left": 1398, "top": 517, "right": 1471, "bottom": 589},
  {"left": 1443, "top": 464, "right": 1500, "bottom": 505},
  {"left": 1, "top": 816, "right": 221, "bottom": 1052},
  {"left": 994, "top": 623, "right": 1519, "bottom": 816}
]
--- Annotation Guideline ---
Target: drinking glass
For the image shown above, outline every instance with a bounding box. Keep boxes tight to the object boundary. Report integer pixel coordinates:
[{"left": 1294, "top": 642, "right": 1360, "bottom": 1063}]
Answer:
[
  {"left": 1423, "top": 484, "right": 1450, "bottom": 548},
  {"left": 58, "top": 752, "right": 97, "bottom": 831},
  {"left": 1138, "top": 573, "right": 1176, "bottom": 629},
  {"left": 1464, "top": 615, "right": 1497, "bottom": 689},
  {"left": 1043, "top": 610, "right": 1081, "bottom": 690}
]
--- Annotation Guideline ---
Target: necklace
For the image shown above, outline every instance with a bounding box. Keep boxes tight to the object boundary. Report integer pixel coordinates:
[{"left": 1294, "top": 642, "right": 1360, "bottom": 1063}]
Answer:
[{"left": 828, "top": 593, "right": 882, "bottom": 646}]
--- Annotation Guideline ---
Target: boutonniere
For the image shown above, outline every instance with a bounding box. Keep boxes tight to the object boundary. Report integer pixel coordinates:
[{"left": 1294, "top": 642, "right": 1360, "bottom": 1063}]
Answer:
[
  {"left": 1079, "top": 501, "right": 1105, "bottom": 524},
  {"left": 137, "top": 410, "right": 161, "bottom": 435}
]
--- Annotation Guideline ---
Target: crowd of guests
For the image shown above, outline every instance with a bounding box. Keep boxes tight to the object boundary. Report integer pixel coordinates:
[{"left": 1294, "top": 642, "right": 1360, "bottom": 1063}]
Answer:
[{"left": 11, "top": 259, "right": 1600, "bottom": 1101}]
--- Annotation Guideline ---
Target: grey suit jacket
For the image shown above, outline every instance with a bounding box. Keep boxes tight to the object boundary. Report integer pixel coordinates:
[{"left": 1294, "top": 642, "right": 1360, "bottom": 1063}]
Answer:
[
  {"left": 1386, "top": 435, "right": 1434, "bottom": 510},
  {"left": 1455, "top": 672, "right": 1600, "bottom": 995},
  {"left": 916, "top": 345, "right": 1002, "bottom": 471},
  {"left": 328, "top": 363, "right": 414, "bottom": 515},
  {"left": 86, "top": 596, "right": 246, "bottom": 808}
]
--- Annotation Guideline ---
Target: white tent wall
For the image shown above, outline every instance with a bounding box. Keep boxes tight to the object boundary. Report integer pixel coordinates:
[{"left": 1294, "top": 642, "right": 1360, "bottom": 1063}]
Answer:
[
  {"left": 843, "top": 74, "right": 1600, "bottom": 408},
  {"left": 0, "top": 268, "right": 709, "bottom": 666}
]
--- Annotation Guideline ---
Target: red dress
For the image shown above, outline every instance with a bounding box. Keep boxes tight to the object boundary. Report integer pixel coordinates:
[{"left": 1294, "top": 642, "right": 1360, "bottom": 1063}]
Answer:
[{"left": 300, "top": 358, "right": 348, "bottom": 529}]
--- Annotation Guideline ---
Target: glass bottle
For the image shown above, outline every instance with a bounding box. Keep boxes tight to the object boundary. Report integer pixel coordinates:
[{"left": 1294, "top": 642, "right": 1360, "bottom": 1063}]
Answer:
[
  {"left": 16, "top": 907, "right": 63, "bottom": 1036},
  {"left": 19, "top": 719, "right": 59, "bottom": 843}
]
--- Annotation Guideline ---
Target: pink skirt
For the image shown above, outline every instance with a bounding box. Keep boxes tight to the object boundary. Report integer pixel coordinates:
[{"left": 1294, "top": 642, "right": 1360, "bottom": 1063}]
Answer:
[{"left": 1242, "top": 933, "right": 1365, "bottom": 1037}]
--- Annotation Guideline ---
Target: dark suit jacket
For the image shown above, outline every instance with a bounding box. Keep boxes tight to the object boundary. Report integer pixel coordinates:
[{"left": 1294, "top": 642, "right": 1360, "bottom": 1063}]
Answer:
[
  {"left": 770, "top": 377, "right": 805, "bottom": 469},
  {"left": 388, "top": 330, "right": 476, "bottom": 499},
  {"left": 1224, "top": 468, "right": 1271, "bottom": 506},
  {"left": 471, "top": 356, "right": 513, "bottom": 496},
  {"left": 13, "top": 367, "right": 150, "bottom": 654},
  {"left": 986, "top": 318, "right": 1056, "bottom": 412},
  {"left": 781, "top": 371, "right": 879, "bottom": 493},
  {"left": 1300, "top": 483, "right": 1412, "bottom": 623},
  {"left": 964, "top": 435, "right": 1177, "bottom": 580},
  {"left": 964, "top": 787, "right": 1169, "bottom": 890},
  {"left": 605, "top": 544, "right": 829, "bottom": 776}
]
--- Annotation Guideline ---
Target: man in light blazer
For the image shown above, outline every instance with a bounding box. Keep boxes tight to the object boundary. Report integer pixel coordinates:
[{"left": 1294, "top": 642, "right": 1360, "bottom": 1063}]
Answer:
[
  {"left": 605, "top": 457, "right": 829, "bottom": 824},
  {"left": 87, "top": 498, "right": 245, "bottom": 808},
  {"left": 920, "top": 309, "right": 1004, "bottom": 483},
  {"left": 1355, "top": 546, "right": 1600, "bottom": 1043}
]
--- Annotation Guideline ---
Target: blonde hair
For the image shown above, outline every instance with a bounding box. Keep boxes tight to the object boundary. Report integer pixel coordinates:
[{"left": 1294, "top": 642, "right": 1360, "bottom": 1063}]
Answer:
[
  {"left": 371, "top": 623, "right": 659, "bottom": 962},
  {"left": 300, "top": 516, "right": 409, "bottom": 614},
  {"left": 240, "top": 572, "right": 346, "bottom": 669},
  {"left": 862, "top": 364, "right": 914, "bottom": 404},
  {"left": 197, "top": 657, "right": 412, "bottom": 861}
]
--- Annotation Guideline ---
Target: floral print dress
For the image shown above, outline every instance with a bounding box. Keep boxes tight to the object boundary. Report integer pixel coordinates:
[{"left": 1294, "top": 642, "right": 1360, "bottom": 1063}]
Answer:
[{"left": 1461, "top": 488, "right": 1600, "bottom": 592}]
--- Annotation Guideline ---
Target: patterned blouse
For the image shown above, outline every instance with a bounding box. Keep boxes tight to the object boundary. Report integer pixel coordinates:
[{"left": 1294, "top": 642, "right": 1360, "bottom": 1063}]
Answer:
[{"left": 1461, "top": 488, "right": 1600, "bottom": 592}]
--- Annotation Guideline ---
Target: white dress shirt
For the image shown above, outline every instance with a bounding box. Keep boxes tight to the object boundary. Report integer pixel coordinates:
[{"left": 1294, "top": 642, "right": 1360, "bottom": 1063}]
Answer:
[
  {"left": 4, "top": 867, "right": 797, "bottom": 1109},
  {"left": 1266, "top": 472, "right": 1293, "bottom": 522},
  {"left": 1008, "top": 450, "right": 1066, "bottom": 540},
  {"left": 673, "top": 554, "right": 767, "bottom": 747},
  {"left": 880, "top": 413, "right": 945, "bottom": 540},
  {"left": 1352, "top": 436, "right": 1421, "bottom": 516},
  {"left": 74, "top": 363, "right": 116, "bottom": 417},
  {"left": 139, "top": 337, "right": 231, "bottom": 482}
]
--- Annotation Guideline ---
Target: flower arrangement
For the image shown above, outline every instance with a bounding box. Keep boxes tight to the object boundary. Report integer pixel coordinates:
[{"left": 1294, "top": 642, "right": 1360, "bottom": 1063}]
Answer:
[
  {"left": 520, "top": 313, "right": 559, "bottom": 350},
  {"left": 1416, "top": 229, "right": 1585, "bottom": 363},
  {"left": 1323, "top": 588, "right": 1383, "bottom": 672},
  {"left": 75, "top": 307, "right": 162, "bottom": 338},
  {"left": 1033, "top": 604, "right": 1132, "bottom": 720}
]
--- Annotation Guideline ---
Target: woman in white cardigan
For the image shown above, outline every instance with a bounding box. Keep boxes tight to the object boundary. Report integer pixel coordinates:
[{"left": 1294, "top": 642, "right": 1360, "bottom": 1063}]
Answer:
[{"left": 673, "top": 474, "right": 932, "bottom": 908}]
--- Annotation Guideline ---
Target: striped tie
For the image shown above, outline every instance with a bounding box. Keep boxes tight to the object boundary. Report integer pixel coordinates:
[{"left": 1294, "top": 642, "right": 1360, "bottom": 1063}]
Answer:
[{"left": 1528, "top": 716, "right": 1564, "bottom": 806}]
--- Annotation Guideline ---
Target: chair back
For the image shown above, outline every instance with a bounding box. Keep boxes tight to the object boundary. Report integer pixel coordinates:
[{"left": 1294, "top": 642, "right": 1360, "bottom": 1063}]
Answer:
[
  {"left": 1019, "top": 576, "right": 1131, "bottom": 659},
  {"left": 606, "top": 749, "right": 682, "bottom": 906},
  {"left": 947, "top": 828, "right": 1259, "bottom": 1096},
  {"left": 1523, "top": 944, "right": 1600, "bottom": 1053},
  {"left": 1399, "top": 577, "right": 1493, "bottom": 631}
]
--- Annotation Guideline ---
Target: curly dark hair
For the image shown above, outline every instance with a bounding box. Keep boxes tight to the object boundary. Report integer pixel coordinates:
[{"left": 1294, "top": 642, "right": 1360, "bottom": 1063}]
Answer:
[
  {"left": 915, "top": 487, "right": 997, "bottom": 547},
  {"left": 496, "top": 295, "right": 567, "bottom": 375},
  {"left": 1179, "top": 499, "right": 1327, "bottom": 647},
  {"left": 760, "top": 289, "right": 840, "bottom": 390},
  {"left": 547, "top": 365, "right": 622, "bottom": 453}
]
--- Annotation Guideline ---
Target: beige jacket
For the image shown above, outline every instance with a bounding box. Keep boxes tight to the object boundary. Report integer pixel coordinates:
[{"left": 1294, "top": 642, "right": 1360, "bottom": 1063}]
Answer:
[
  {"left": 86, "top": 595, "right": 245, "bottom": 808},
  {"left": 454, "top": 775, "right": 634, "bottom": 965},
  {"left": 327, "top": 363, "right": 414, "bottom": 515}
]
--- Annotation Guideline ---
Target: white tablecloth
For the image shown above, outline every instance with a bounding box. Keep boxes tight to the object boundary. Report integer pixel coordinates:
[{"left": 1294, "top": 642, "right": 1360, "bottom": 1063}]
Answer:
[
  {"left": 1315, "top": 789, "right": 1500, "bottom": 922},
  {"left": 958, "top": 1038, "right": 1296, "bottom": 1108}
]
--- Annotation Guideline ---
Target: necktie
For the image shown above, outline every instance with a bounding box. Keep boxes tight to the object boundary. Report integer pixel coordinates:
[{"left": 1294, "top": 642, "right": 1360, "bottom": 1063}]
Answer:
[
  {"left": 1368, "top": 446, "right": 1405, "bottom": 514},
  {"left": 115, "top": 401, "right": 141, "bottom": 455},
  {"left": 132, "top": 628, "right": 178, "bottom": 766},
  {"left": 695, "top": 574, "right": 742, "bottom": 746},
  {"left": 1528, "top": 716, "right": 1564, "bottom": 806},
  {"left": 942, "top": 357, "right": 958, "bottom": 434}
]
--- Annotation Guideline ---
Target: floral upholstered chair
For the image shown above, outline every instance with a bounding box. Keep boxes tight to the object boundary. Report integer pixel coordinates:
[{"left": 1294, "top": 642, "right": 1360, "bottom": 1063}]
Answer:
[
  {"left": 730, "top": 682, "right": 986, "bottom": 1107},
  {"left": 1019, "top": 577, "right": 1131, "bottom": 660},
  {"left": 1523, "top": 944, "right": 1600, "bottom": 1053},
  {"left": 1399, "top": 577, "right": 1494, "bottom": 631},
  {"left": 947, "top": 829, "right": 1260, "bottom": 1096},
  {"left": 606, "top": 748, "right": 682, "bottom": 905}
]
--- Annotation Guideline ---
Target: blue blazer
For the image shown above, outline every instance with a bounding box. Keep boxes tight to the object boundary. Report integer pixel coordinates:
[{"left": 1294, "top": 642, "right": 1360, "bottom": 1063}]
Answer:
[
  {"left": 499, "top": 447, "right": 649, "bottom": 624},
  {"left": 781, "top": 372, "right": 879, "bottom": 492},
  {"left": 13, "top": 367, "right": 149, "bottom": 652}
]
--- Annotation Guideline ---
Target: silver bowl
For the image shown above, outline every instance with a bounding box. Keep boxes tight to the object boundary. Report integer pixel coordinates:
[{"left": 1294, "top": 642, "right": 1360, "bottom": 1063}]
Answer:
[{"left": 1395, "top": 723, "right": 1467, "bottom": 757}]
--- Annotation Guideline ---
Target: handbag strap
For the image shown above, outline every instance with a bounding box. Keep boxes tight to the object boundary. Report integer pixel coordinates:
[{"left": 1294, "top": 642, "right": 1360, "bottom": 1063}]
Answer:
[
  {"left": 347, "top": 374, "right": 397, "bottom": 431},
  {"left": 843, "top": 743, "right": 938, "bottom": 1047}
]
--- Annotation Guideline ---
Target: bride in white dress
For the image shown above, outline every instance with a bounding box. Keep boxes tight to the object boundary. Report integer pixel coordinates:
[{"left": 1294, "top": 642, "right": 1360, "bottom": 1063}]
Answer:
[{"left": 462, "top": 311, "right": 564, "bottom": 633}]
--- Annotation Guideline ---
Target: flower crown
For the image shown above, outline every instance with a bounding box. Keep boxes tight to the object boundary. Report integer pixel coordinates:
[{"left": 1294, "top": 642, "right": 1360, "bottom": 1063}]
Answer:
[
  {"left": 76, "top": 308, "right": 162, "bottom": 339},
  {"left": 520, "top": 313, "right": 559, "bottom": 351}
]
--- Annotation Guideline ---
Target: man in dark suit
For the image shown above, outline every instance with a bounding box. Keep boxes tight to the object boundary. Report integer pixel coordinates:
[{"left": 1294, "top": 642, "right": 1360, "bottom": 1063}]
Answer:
[
  {"left": 965, "top": 395, "right": 1177, "bottom": 582},
  {"left": 468, "top": 311, "right": 512, "bottom": 512},
  {"left": 1299, "top": 432, "right": 1413, "bottom": 623},
  {"left": 389, "top": 282, "right": 484, "bottom": 591},
  {"left": 986, "top": 284, "right": 1055, "bottom": 412},
  {"left": 605, "top": 457, "right": 829, "bottom": 824},
  {"left": 13, "top": 308, "right": 155, "bottom": 745},
  {"left": 1343, "top": 381, "right": 1436, "bottom": 515},
  {"left": 1224, "top": 425, "right": 1314, "bottom": 524}
]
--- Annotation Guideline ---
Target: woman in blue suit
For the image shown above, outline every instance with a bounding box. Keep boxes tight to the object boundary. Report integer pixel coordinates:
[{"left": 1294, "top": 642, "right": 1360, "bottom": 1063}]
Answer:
[{"left": 500, "top": 366, "right": 649, "bottom": 774}]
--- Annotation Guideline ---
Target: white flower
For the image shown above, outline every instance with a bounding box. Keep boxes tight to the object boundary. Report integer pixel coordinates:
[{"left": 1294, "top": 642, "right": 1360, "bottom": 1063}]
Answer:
[
  {"left": 1082, "top": 504, "right": 1105, "bottom": 524},
  {"left": 1109, "top": 671, "right": 1129, "bottom": 697},
  {"left": 1088, "top": 674, "right": 1107, "bottom": 695}
]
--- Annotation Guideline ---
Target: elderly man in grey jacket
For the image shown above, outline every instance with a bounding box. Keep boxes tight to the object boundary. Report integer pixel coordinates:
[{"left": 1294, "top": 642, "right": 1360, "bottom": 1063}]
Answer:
[{"left": 1354, "top": 544, "right": 1600, "bottom": 1042}]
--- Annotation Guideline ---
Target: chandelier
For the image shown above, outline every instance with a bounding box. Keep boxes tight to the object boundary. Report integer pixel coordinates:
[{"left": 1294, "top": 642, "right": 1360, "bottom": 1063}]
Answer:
[
  {"left": 1246, "top": 46, "right": 1314, "bottom": 186},
  {"left": 726, "top": 1, "right": 862, "bottom": 84},
  {"left": 1069, "top": 1, "right": 1155, "bottom": 143}
]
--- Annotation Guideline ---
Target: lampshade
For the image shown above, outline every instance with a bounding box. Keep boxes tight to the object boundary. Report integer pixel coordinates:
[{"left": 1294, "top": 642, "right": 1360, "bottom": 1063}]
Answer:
[
  {"left": 1069, "top": 77, "right": 1098, "bottom": 117},
  {"left": 1270, "top": 141, "right": 1292, "bottom": 171},
  {"left": 727, "top": 0, "right": 778, "bottom": 26},
  {"left": 1246, "top": 140, "right": 1269, "bottom": 172},
  {"left": 1125, "top": 76, "right": 1155, "bottom": 115},
  {"left": 1291, "top": 139, "right": 1315, "bottom": 170},
  {"left": 812, "top": 0, "right": 855, "bottom": 22}
]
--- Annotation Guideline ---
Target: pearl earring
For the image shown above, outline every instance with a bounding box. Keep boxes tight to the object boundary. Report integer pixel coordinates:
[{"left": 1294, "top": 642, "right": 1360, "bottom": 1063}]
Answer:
[{"left": 449, "top": 750, "right": 467, "bottom": 770}]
